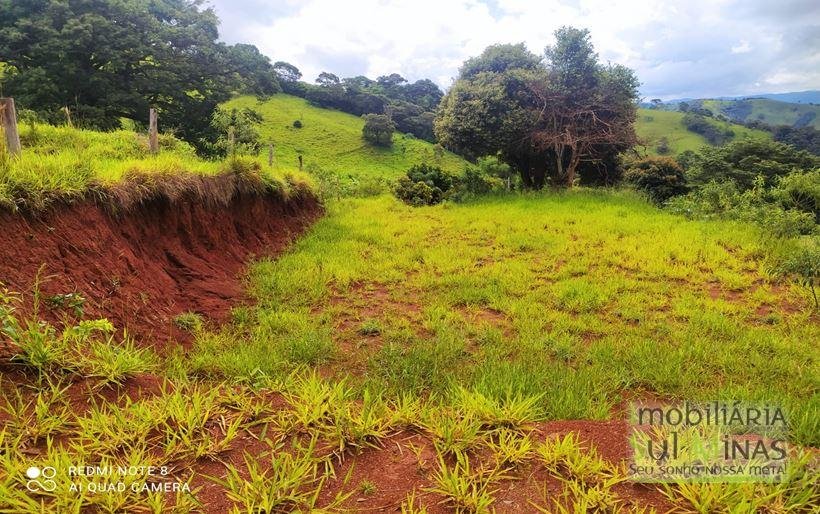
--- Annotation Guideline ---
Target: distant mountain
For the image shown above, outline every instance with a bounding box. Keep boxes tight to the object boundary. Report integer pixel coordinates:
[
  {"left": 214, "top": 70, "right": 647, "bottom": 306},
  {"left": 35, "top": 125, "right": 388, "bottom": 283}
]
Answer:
[
  {"left": 653, "top": 90, "right": 820, "bottom": 106},
  {"left": 751, "top": 91, "right": 820, "bottom": 104}
]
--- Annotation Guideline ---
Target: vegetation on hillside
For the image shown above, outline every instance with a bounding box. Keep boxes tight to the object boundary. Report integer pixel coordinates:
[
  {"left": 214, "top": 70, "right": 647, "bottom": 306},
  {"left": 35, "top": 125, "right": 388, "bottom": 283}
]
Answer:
[
  {"left": 0, "top": 122, "right": 314, "bottom": 211},
  {"left": 700, "top": 98, "right": 820, "bottom": 129},
  {"left": 0, "top": 0, "right": 281, "bottom": 155},
  {"left": 635, "top": 109, "right": 770, "bottom": 156},
  {"left": 222, "top": 94, "right": 469, "bottom": 181}
]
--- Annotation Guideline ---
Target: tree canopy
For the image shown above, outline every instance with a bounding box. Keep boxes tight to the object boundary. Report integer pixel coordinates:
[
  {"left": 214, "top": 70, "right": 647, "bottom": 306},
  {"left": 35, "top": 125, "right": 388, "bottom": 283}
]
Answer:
[
  {"left": 435, "top": 28, "right": 640, "bottom": 188},
  {"left": 0, "top": 0, "right": 279, "bottom": 153}
]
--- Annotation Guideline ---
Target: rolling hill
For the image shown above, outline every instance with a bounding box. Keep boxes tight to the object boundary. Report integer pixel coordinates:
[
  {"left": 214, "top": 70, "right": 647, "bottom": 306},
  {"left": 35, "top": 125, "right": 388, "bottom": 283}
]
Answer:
[
  {"left": 700, "top": 98, "right": 820, "bottom": 129},
  {"left": 223, "top": 94, "right": 469, "bottom": 179},
  {"left": 635, "top": 108, "right": 771, "bottom": 155}
]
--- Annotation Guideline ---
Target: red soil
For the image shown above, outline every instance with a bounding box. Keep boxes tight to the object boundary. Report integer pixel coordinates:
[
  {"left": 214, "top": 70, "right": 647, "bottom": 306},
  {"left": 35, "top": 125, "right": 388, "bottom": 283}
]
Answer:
[{"left": 0, "top": 190, "right": 321, "bottom": 355}]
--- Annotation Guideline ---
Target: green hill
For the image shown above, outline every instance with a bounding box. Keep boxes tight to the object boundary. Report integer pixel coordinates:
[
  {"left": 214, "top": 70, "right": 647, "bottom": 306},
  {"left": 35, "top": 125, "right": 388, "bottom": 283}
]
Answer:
[
  {"left": 701, "top": 98, "right": 820, "bottom": 129},
  {"left": 223, "top": 94, "right": 469, "bottom": 179},
  {"left": 635, "top": 108, "right": 771, "bottom": 155}
]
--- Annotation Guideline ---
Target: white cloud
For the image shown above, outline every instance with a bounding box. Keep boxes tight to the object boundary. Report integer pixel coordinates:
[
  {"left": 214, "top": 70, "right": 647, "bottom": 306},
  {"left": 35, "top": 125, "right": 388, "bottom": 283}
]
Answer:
[
  {"left": 209, "top": 0, "right": 820, "bottom": 99},
  {"left": 731, "top": 40, "right": 752, "bottom": 54}
]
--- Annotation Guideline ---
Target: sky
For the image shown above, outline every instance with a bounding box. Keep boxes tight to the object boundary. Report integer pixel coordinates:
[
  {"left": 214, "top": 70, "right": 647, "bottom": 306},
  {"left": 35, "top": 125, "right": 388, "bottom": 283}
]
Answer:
[{"left": 208, "top": 0, "right": 820, "bottom": 101}]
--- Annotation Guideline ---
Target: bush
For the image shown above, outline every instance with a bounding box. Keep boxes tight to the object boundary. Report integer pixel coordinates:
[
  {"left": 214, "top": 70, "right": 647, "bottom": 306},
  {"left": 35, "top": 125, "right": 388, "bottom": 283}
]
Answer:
[
  {"left": 776, "top": 239, "right": 819, "bottom": 308},
  {"left": 393, "top": 176, "right": 437, "bottom": 206},
  {"left": 682, "top": 113, "right": 734, "bottom": 145},
  {"left": 452, "top": 163, "right": 506, "bottom": 200},
  {"left": 771, "top": 169, "right": 820, "bottom": 222},
  {"left": 362, "top": 114, "right": 395, "bottom": 147},
  {"left": 686, "top": 139, "right": 818, "bottom": 190},
  {"left": 666, "top": 177, "right": 817, "bottom": 237},
  {"left": 625, "top": 156, "right": 688, "bottom": 203},
  {"left": 393, "top": 163, "right": 455, "bottom": 206},
  {"left": 656, "top": 136, "right": 671, "bottom": 155},
  {"left": 293, "top": 119, "right": 303, "bottom": 128}
]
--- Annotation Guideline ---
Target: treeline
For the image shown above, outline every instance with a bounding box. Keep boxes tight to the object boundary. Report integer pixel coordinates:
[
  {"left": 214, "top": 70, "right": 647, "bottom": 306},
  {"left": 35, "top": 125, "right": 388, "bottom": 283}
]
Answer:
[
  {"left": 0, "top": 0, "right": 445, "bottom": 155},
  {"left": 273, "top": 66, "right": 442, "bottom": 142},
  {"left": 0, "top": 0, "right": 283, "bottom": 156}
]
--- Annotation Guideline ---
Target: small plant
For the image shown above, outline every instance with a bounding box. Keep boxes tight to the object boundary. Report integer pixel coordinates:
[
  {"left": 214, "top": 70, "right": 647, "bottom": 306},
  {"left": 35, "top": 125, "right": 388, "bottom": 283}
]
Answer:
[
  {"left": 359, "top": 479, "right": 378, "bottom": 496},
  {"left": 293, "top": 119, "right": 303, "bottom": 128},
  {"left": 358, "top": 319, "right": 382, "bottom": 336},
  {"left": 174, "top": 311, "right": 203, "bottom": 331},
  {"left": 45, "top": 292, "right": 87, "bottom": 317},
  {"left": 776, "top": 240, "right": 819, "bottom": 308}
]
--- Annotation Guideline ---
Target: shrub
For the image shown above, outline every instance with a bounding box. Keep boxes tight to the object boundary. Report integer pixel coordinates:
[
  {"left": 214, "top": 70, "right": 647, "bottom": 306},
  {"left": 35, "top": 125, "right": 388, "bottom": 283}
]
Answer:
[
  {"left": 771, "top": 169, "right": 820, "bottom": 222},
  {"left": 362, "top": 114, "right": 395, "bottom": 147},
  {"left": 293, "top": 119, "right": 303, "bottom": 128},
  {"left": 667, "top": 177, "right": 817, "bottom": 237},
  {"left": 624, "top": 156, "right": 688, "bottom": 203},
  {"left": 393, "top": 176, "right": 437, "bottom": 206},
  {"left": 776, "top": 238, "right": 819, "bottom": 308},
  {"left": 452, "top": 164, "right": 506, "bottom": 200},
  {"left": 656, "top": 136, "right": 671, "bottom": 155},
  {"left": 406, "top": 163, "right": 453, "bottom": 192},
  {"left": 686, "top": 139, "right": 818, "bottom": 190}
]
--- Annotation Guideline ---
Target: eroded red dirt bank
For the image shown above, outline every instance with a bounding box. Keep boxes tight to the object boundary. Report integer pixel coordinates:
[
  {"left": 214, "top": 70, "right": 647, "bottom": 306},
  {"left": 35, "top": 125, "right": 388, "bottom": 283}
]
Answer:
[{"left": 0, "top": 187, "right": 321, "bottom": 352}]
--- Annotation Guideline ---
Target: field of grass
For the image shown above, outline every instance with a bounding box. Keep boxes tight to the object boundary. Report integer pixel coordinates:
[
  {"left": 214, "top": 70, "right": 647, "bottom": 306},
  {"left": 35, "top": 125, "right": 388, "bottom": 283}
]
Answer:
[
  {"left": 635, "top": 108, "right": 770, "bottom": 155},
  {"left": 192, "top": 192, "right": 818, "bottom": 441},
  {"left": 701, "top": 98, "right": 820, "bottom": 129},
  {"left": 3, "top": 189, "right": 818, "bottom": 511},
  {"left": 0, "top": 122, "right": 313, "bottom": 210},
  {"left": 223, "top": 94, "right": 470, "bottom": 179}
]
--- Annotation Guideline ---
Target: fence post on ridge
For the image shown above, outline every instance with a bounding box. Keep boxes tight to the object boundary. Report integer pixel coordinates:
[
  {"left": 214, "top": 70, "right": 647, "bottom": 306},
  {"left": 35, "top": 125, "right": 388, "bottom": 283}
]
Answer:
[
  {"left": 0, "top": 98, "right": 22, "bottom": 156},
  {"left": 148, "top": 107, "right": 159, "bottom": 154}
]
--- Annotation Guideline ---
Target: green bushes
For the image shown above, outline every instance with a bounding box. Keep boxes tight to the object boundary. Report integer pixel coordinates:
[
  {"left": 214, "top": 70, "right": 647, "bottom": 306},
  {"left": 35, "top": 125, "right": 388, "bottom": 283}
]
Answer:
[
  {"left": 393, "top": 163, "right": 453, "bottom": 205},
  {"left": 667, "top": 178, "right": 817, "bottom": 237},
  {"left": 393, "top": 159, "right": 509, "bottom": 206},
  {"left": 624, "top": 156, "right": 688, "bottom": 203}
]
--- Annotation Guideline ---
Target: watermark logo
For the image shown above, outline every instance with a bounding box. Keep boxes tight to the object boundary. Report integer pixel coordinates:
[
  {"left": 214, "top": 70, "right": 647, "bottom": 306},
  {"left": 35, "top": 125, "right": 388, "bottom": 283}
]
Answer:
[
  {"left": 628, "top": 401, "right": 790, "bottom": 483},
  {"left": 25, "top": 466, "right": 57, "bottom": 492}
]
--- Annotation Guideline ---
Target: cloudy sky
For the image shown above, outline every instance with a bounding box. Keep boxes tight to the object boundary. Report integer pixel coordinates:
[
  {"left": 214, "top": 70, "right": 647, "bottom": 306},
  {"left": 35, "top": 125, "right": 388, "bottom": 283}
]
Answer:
[{"left": 208, "top": 0, "right": 820, "bottom": 100}]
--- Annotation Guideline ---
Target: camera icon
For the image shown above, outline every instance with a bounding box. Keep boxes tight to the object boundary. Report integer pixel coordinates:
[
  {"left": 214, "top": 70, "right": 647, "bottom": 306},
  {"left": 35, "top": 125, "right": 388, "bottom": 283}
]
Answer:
[{"left": 25, "top": 466, "right": 57, "bottom": 492}]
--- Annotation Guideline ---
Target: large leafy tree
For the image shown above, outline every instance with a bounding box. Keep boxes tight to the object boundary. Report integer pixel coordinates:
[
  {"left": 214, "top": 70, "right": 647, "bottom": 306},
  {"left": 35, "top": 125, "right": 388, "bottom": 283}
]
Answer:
[
  {"left": 436, "top": 30, "right": 640, "bottom": 188},
  {"left": 0, "top": 0, "right": 275, "bottom": 153}
]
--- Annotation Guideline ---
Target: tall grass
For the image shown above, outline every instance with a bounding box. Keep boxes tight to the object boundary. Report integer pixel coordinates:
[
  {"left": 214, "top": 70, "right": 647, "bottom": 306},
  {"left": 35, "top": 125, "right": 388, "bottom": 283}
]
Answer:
[{"left": 0, "top": 122, "right": 316, "bottom": 210}]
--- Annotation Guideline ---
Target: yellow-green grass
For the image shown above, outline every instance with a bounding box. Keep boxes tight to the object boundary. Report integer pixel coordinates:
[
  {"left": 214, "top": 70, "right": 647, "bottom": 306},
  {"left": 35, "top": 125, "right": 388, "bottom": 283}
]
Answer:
[
  {"left": 0, "top": 122, "right": 315, "bottom": 210},
  {"left": 190, "top": 191, "right": 819, "bottom": 446},
  {"left": 702, "top": 98, "right": 820, "bottom": 129},
  {"left": 222, "top": 94, "right": 470, "bottom": 179},
  {"left": 635, "top": 108, "right": 771, "bottom": 155}
]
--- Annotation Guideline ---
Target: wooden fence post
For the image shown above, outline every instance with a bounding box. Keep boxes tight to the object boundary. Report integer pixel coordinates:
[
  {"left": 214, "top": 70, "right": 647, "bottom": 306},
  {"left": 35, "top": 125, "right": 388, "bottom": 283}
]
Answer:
[
  {"left": 227, "top": 126, "right": 235, "bottom": 156},
  {"left": 63, "top": 106, "right": 73, "bottom": 128},
  {"left": 0, "top": 98, "right": 22, "bottom": 156},
  {"left": 148, "top": 107, "right": 158, "bottom": 154},
  {"left": 268, "top": 143, "right": 274, "bottom": 167}
]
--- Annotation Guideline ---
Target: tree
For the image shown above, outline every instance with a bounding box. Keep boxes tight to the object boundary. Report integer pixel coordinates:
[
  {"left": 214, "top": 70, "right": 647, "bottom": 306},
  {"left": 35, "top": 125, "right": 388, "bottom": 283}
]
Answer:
[
  {"left": 686, "top": 139, "right": 819, "bottom": 190},
  {"left": 362, "top": 114, "right": 395, "bottom": 146},
  {"left": 436, "top": 30, "right": 638, "bottom": 188},
  {"left": 227, "top": 44, "right": 281, "bottom": 97},
  {"left": 316, "top": 72, "right": 341, "bottom": 87},
  {"left": 273, "top": 61, "right": 302, "bottom": 82},
  {"left": 528, "top": 27, "right": 639, "bottom": 187},
  {"left": 650, "top": 99, "right": 663, "bottom": 109},
  {"left": 0, "top": 0, "right": 246, "bottom": 153}
]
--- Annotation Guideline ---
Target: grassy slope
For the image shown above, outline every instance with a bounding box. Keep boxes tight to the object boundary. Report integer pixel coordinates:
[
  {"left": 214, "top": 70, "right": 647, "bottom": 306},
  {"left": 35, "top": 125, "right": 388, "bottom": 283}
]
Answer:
[
  {"left": 702, "top": 98, "right": 820, "bottom": 129},
  {"left": 635, "top": 108, "right": 771, "bottom": 155},
  {"left": 193, "top": 192, "right": 818, "bottom": 444},
  {"left": 0, "top": 123, "right": 313, "bottom": 210},
  {"left": 223, "top": 94, "right": 470, "bottom": 179}
]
